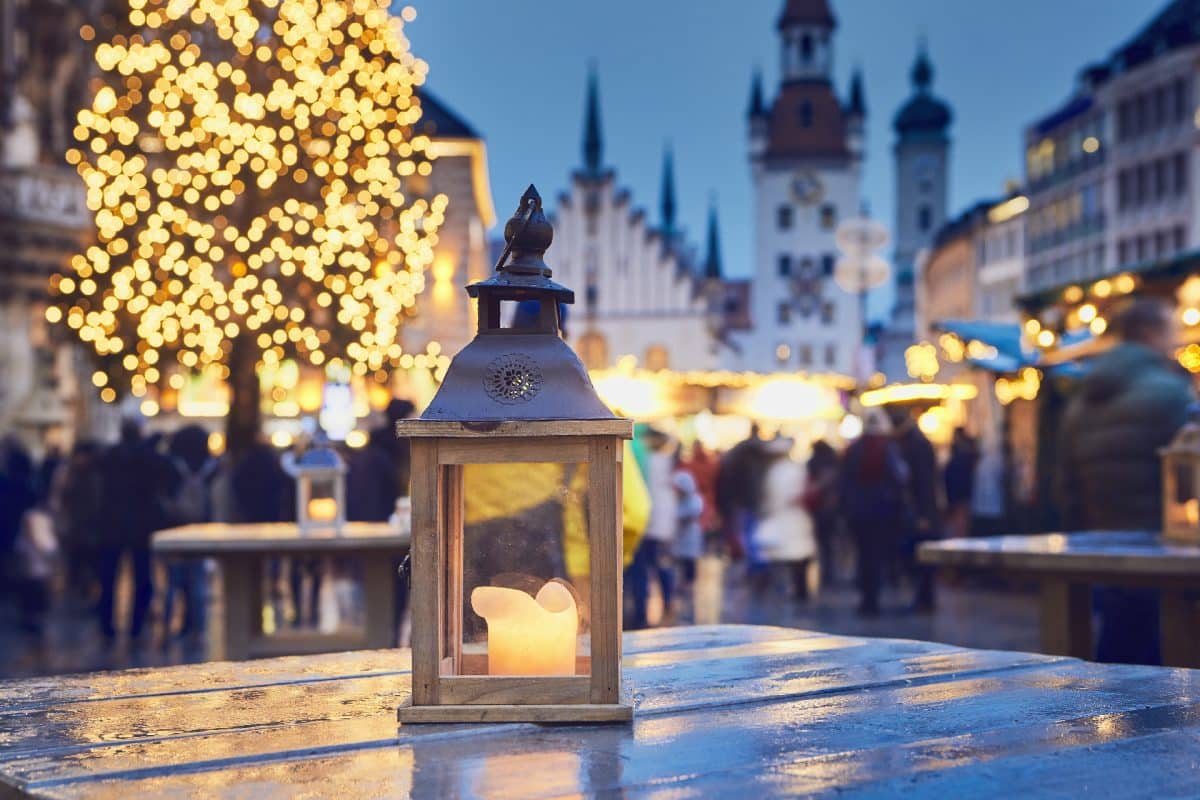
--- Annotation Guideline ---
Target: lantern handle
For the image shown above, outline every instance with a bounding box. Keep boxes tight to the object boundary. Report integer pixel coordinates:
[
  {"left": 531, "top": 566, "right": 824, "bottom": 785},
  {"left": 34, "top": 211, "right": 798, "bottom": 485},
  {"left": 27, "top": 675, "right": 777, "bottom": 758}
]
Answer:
[{"left": 491, "top": 190, "right": 539, "bottom": 274}]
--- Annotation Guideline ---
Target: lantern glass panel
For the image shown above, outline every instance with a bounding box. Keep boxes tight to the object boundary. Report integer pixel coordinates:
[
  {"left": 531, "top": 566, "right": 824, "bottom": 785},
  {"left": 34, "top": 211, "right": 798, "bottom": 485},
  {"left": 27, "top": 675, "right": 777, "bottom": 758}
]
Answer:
[
  {"left": 449, "top": 462, "right": 591, "bottom": 678},
  {"left": 1170, "top": 460, "right": 1200, "bottom": 528},
  {"left": 305, "top": 475, "right": 340, "bottom": 523}
]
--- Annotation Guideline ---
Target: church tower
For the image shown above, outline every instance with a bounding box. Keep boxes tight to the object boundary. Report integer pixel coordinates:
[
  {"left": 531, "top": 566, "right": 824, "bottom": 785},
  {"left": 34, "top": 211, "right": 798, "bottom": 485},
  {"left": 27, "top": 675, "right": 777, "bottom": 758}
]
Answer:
[
  {"left": 880, "top": 41, "right": 952, "bottom": 380},
  {"left": 733, "top": 0, "right": 865, "bottom": 375}
]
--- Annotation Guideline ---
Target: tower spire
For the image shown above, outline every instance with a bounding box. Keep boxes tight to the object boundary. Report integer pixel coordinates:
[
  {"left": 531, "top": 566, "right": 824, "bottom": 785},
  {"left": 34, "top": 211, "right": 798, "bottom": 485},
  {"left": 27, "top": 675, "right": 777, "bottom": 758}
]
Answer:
[
  {"left": 748, "top": 68, "right": 765, "bottom": 117},
  {"left": 912, "top": 37, "right": 933, "bottom": 92},
  {"left": 582, "top": 66, "right": 603, "bottom": 175},
  {"left": 703, "top": 197, "right": 723, "bottom": 280},
  {"left": 660, "top": 143, "right": 677, "bottom": 236},
  {"left": 847, "top": 66, "right": 866, "bottom": 116}
]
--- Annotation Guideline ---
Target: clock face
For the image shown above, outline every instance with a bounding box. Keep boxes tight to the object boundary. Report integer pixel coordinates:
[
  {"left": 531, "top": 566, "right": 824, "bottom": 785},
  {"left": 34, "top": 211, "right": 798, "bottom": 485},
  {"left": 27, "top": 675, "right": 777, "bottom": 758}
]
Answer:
[{"left": 790, "top": 171, "right": 824, "bottom": 206}]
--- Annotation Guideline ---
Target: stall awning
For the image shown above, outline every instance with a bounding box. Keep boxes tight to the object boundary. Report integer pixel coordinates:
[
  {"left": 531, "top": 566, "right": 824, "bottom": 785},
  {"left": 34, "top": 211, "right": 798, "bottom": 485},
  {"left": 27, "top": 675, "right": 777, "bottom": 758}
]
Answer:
[{"left": 932, "top": 320, "right": 1032, "bottom": 373}]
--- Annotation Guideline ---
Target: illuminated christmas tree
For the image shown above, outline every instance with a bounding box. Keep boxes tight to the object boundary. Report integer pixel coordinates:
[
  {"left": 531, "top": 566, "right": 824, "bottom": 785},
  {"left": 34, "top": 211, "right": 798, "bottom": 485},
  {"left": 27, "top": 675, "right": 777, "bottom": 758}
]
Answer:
[{"left": 51, "top": 0, "right": 446, "bottom": 449}]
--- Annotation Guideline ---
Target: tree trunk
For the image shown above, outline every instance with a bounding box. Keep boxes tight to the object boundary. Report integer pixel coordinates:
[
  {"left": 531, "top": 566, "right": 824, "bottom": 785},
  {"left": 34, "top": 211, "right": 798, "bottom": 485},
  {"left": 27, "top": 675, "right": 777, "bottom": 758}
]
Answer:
[{"left": 226, "top": 333, "right": 261, "bottom": 456}]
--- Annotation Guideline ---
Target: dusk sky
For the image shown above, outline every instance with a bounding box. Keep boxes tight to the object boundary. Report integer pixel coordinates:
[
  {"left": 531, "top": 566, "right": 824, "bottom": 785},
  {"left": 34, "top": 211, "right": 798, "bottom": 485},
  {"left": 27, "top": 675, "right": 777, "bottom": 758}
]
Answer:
[{"left": 408, "top": 1, "right": 1158, "bottom": 289}]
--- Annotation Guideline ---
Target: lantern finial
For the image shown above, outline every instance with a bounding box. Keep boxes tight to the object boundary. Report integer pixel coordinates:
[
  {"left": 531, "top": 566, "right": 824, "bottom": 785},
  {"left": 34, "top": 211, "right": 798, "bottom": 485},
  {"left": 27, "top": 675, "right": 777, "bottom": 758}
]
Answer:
[{"left": 496, "top": 185, "right": 554, "bottom": 278}]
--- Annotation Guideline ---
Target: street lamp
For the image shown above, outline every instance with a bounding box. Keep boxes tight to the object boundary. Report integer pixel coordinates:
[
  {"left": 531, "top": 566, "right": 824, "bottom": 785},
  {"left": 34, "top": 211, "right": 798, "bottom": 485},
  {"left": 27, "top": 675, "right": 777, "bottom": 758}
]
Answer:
[{"left": 834, "top": 213, "right": 891, "bottom": 379}]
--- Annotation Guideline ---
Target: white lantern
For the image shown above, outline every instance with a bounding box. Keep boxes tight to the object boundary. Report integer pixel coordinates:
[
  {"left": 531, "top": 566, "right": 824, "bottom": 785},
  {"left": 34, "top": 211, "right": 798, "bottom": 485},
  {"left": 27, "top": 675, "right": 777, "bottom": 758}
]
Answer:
[
  {"left": 291, "top": 437, "right": 347, "bottom": 535},
  {"left": 1162, "top": 411, "right": 1200, "bottom": 543}
]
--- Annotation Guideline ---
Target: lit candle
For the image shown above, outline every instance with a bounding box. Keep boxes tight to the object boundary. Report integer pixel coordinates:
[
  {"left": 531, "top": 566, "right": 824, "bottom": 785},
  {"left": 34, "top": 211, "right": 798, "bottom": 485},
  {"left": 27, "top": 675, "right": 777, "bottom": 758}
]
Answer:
[
  {"left": 470, "top": 582, "right": 578, "bottom": 676},
  {"left": 307, "top": 497, "right": 338, "bottom": 522}
]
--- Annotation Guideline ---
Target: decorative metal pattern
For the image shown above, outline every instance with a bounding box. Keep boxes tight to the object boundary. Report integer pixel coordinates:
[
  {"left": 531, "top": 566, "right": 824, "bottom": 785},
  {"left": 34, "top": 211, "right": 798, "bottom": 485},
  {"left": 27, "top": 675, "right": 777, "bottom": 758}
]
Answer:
[
  {"left": 790, "top": 258, "right": 823, "bottom": 318},
  {"left": 484, "top": 354, "right": 543, "bottom": 404}
]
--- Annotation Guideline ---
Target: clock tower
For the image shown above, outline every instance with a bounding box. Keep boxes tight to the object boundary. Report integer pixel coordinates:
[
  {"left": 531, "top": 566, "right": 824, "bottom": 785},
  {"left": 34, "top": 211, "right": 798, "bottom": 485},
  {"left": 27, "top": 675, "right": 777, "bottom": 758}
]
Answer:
[
  {"left": 879, "top": 42, "right": 953, "bottom": 381},
  {"left": 734, "top": 0, "right": 865, "bottom": 376}
]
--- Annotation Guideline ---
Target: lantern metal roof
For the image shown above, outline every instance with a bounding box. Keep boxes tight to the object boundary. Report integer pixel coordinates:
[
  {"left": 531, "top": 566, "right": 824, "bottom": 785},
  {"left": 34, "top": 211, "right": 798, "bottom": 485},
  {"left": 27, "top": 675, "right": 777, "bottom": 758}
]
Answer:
[
  {"left": 418, "top": 185, "right": 616, "bottom": 422},
  {"left": 293, "top": 435, "right": 346, "bottom": 475}
]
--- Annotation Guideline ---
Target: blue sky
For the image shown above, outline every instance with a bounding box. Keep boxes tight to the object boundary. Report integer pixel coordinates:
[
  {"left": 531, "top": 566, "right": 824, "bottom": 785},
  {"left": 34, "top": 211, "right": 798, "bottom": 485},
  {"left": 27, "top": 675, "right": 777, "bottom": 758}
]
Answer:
[{"left": 406, "top": 1, "right": 1160, "bottom": 289}]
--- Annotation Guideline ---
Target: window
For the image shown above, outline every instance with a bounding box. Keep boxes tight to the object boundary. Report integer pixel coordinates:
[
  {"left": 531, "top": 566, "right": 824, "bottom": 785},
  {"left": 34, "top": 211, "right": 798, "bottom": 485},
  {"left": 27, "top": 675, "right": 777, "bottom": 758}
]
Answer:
[
  {"left": 800, "top": 34, "right": 813, "bottom": 63},
  {"left": 777, "top": 205, "right": 793, "bottom": 230},
  {"left": 1174, "top": 226, "right": 1187, "bottom": 253},
  {"left": 798, "top": 344, "right": 813, "bottom": 365},
  {"left": 824, "top": 344, "right": 837, "bottom": 367},
  {"left": 1155, "top": 158, "right": 1168, "bottom": 201},
  {"left": 1135, "top": 236, "right": 1148, "bottom": 262},
  {"left": 821, "top": 253, "right": 835, "bottom": 276},
  {"left": 820, "top": 301, "right": 835, "bottom": 324},
  {"left": 1174, "top": 152, "right": 1189, "bottom": 196},
  {"left": 799, "top": 101, "right": 813, "bottom": 128},
  {"left": 644, "top": 345, "right": 669, "bottom": 371},
  {"left": 778, "top": 302, "right": 791, "bottom": 325},
  {"left": 777, "top": 255, "right": 792, "bottom": 277},
  {"left": 819, "top": 204, "right": 836, "bottom": 231},
  {"left": 1135, "top": 164, "right": 1149, "bottom": 206},
  {"left": 577, "top": 332, "right": 609, "bottom": 370},
  {"left": 1173, "top": 78, "right": 1189, "bottom": 124},
  {"left": 1118, "top": 169, "right": 1131, "bottom": 210},
  {"left": 1156, "top": 230, "right": 1170, "bottom": 257},
  {"left": 1118, "top": 239, "right": 1130, "bottom": 266},
  {"left": 1154, "top": 85, "right": 1168, "bottom": 128},
  {"left": 918, "top": 205, "right": 932, "bottom": 232},
  {"left": 586, "top": 284, "right": 598, "bottom": 309},
  {"left": 1117, "top": 101, "right": 1131, "bottom": 142}
]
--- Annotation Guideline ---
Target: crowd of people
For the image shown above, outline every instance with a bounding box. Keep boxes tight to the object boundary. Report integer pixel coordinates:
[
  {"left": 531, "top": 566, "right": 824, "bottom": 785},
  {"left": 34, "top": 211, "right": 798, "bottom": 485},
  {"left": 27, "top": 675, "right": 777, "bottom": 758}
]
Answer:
[
  {"left": 0, "top": 398, "right": 417, "bottom": 657},
  {"left": 4, "top": 298, "right": 1187, "bottom": 669},
  {"left": 627, "top": 405, "right": 983, "bottom": 628}
]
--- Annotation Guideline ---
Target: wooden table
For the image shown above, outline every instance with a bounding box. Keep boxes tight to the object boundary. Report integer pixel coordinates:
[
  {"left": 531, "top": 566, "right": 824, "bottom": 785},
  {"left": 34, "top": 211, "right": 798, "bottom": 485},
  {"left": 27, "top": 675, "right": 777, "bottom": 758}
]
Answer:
[
  {"left": 152, "top": 522, "right": 409, "bottom": 661},
  {"left": 5, "top": 625, "right": 1200, "bottom": 798},
  {"left": 919, "top": 530, "right": 1200, "bottom": 667}
]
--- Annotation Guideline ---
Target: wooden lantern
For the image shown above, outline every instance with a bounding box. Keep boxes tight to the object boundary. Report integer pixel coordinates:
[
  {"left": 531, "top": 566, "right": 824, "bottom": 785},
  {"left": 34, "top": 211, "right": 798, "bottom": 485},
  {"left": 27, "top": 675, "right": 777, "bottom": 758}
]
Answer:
[
  {"left": 289, "top": 437, "right": 347, "bottom": 535},
  {"left": 1162, "top": 411, "right": 1200, "bottom": 543},
  {"left": 397, "top": 186, "right": 632, "bottom": 724}
]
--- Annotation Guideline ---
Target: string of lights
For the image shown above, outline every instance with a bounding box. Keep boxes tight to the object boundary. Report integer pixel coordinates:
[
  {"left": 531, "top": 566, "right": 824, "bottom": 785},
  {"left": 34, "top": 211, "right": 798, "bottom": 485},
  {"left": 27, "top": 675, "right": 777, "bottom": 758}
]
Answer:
[{"left": 49, "top": 0, "right": 446, "bottom": 404}]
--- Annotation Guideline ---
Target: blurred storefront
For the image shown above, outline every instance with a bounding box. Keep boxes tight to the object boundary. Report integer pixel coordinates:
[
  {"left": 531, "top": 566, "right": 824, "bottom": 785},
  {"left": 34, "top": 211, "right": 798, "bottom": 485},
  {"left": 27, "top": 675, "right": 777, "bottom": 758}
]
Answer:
[{"left": 589, "top": 356, "right": 856, "bottom": 454}]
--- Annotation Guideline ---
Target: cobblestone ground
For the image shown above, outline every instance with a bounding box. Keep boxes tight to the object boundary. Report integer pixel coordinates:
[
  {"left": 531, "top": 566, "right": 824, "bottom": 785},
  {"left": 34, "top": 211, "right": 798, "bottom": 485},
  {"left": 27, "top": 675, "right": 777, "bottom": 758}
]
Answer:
[{"left": 0, "top": 560, "right": 1041, "bottom": 680}]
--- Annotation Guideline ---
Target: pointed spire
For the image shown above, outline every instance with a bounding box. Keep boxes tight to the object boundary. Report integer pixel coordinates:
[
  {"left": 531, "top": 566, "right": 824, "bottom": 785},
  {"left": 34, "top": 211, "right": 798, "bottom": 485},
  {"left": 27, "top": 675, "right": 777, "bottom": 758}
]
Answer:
[
  {"left": 748, "top": 68, "right": 766, "bottom": 117},
  {"left": 703, "top": 197, "right": 723, "bottom": 281},
  {"left": 912, "top": 37, "right": 933, "bottom": 92},
  {"left": 847, "top": 66, "right": 866, "bottom": 116},
  {"left": 582, "top": 66, "right": 603, "bottom": 175},
  {"left": 660, "top": 143, "right": 677, "bottom": 236}
]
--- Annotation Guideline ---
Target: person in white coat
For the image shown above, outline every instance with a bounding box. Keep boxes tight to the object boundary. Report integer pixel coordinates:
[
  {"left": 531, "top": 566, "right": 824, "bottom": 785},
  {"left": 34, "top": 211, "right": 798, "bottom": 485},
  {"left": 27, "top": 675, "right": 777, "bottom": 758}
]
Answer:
[{"left": 752, "top": 437, "right": 816, "bottom": 602}]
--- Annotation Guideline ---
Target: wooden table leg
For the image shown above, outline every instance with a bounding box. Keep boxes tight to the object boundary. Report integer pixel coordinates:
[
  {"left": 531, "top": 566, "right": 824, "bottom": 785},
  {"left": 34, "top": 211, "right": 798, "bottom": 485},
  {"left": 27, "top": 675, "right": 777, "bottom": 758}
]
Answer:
[
  {"left": 363, "top": 554, "right": 398, "bottom": 650},
  {"left": 221, "top": 556, "right": 259, "bottom": 661},
  {"left": 1039, "top": 579, "right": 1093, "bottom": 659},
  {"left": 1160, "top": 591, "right": 1200, "bottom": 668}
]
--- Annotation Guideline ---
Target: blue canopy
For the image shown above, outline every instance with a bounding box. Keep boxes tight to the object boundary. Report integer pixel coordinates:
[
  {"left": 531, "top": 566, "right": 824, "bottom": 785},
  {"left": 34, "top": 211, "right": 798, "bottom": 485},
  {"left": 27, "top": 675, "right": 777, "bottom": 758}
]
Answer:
[
  {"left": 932, "top": 320, "right": 1030, "bottom": 372},
  {"left": 933, "top": 319, "right": 1097, "bottom": 378}
]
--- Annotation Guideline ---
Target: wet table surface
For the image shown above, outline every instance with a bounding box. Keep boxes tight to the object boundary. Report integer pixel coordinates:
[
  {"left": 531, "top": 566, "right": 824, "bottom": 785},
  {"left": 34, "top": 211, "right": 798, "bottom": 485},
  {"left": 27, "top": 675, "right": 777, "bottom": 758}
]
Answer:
[
  {"left": 920, "top": 531, "right": 1200, "bottom": 667},
  {"left": 3, "top": 624, "right": 1200, "bottom": 798},
  {"left": 918, "top": 530, "right": 1200, "bottom": 577},
  {"left": 152, "top": 523, "right": 410, "bottom": 661}
]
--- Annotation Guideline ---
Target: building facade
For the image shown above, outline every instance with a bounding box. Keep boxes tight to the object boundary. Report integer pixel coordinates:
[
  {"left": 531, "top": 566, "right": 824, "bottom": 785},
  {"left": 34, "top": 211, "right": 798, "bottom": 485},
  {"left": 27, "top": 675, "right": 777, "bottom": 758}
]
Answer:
[
  {"left": 552, "top": 74, "right": 723, "bottom": 372},
  {"left": 1024, "top": 0, "right": 1199, "bottom": 293},
  {"left": 1, "top": 0, "right": 99, "bottom": 450},
  {"left": 879, "top": 44, "right": 953, "bottom": 380},
  {"left": 728, "top": 0, "right": 865, "bottom": 375},
  {"left": 975, "top": 194, "right": 1027, "bottom": 322},
  {"left": 401, "top": 90, "right": 496, "bottom": 361},
  {"left": 918, "top": 204, "right": 987, "bottom": 342}
]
